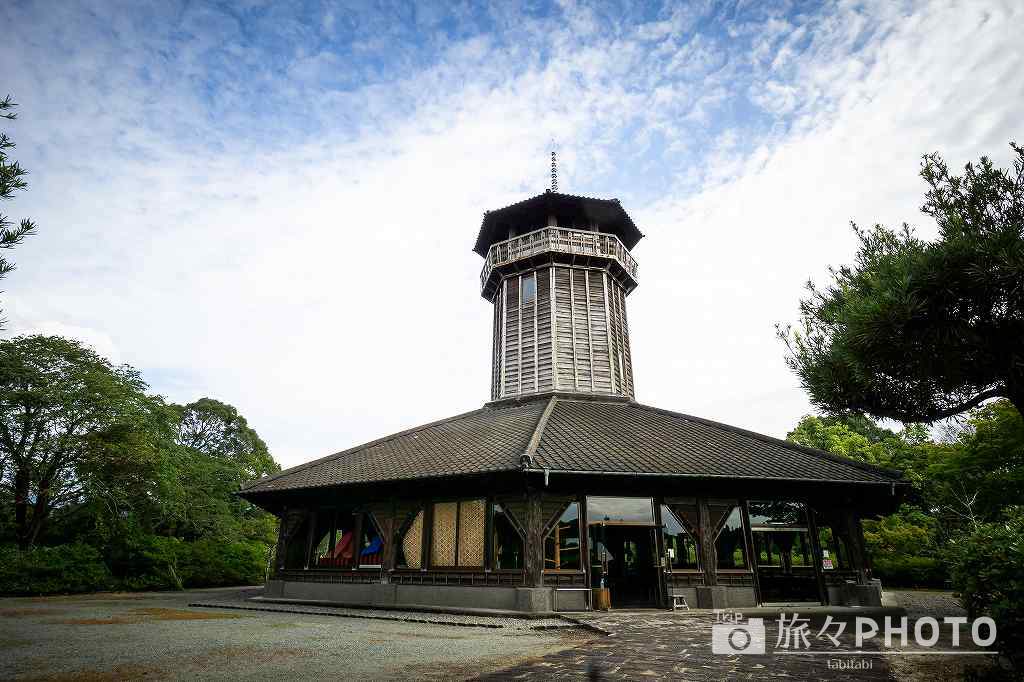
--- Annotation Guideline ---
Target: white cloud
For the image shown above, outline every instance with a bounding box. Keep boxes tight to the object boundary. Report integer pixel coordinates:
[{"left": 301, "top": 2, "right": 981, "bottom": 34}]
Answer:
[{"left": 1, "top": 0, "right": 1021, "bottom": 468}]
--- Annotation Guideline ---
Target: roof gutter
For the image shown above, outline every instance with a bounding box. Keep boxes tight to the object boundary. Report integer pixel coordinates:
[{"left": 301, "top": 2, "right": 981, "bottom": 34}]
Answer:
[{"left": 519, "top": 467, "right": 908, "bottom": 487}]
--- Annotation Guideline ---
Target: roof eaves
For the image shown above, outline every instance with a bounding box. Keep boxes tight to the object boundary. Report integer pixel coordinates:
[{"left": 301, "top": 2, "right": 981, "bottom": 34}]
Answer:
[
  {"left": 519, "top": 467, "right": 906, "bottom": 486},
  {"left": 629, "top": 402, "right": 906, "bottom": 482},
  {"left": 239, "top": 405, "right": 491, "bottom": 493}
]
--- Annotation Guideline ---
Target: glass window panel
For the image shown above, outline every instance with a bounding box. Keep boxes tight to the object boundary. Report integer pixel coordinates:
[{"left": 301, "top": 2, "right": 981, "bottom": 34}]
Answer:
[
  {"left": 586, "top": 497, "right": 654, "bottom": 525},
  {"left": 457, "top": 499, "right": 486, "bottom": 567},
  {"left": 748, "top": 501, "right": 808, "bottom": 529},
  {"left": 311, "top": 511, "right": 334, "bottom": 568},
  {"left": 431, "top": 502, "right": 458, "bottom": 567},
  {"left": 397, "top": 510, "right": 423, "bottom": 569},
  {"left": 545, "top": 502, "right": 581, "bottom": 570},
  {"left": 335, "top": 513, "right": 358, "bottom": 568},
  {"left": 359, "top": 514, "right": 384, "bottom": 567},
  {"left": 817, "top": 525, "right": 847, "bottom": 570},
  {"left": 522, "top": 273, "right": 536, "bottom": 304},
  {"left": 492, "top": 503, "right": 523, "bottom": 570},
  {"left": 715, "top": 507, "right": 748, "bottom": 569},
  {"left": 661, "top": 505, "right": 699, "bottom": 570}
]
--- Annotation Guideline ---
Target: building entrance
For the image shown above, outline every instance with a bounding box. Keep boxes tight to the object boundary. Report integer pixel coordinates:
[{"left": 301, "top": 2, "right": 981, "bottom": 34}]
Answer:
[{"left": 586, "top": 496, "right": 661, "bottom": 608}]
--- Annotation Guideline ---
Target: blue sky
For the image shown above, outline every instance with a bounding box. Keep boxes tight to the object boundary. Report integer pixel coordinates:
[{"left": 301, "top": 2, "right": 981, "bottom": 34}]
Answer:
[{"left": 3, "top": 0, "right": 1022, "bottom": 466}]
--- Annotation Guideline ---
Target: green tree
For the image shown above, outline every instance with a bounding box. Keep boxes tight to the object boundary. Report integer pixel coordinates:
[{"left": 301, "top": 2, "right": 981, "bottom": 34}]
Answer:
[
  {"left": 0, "top": 96, "right": 37, "bottom": 317},
  {"left": 156, "top": 398, "right": 279, "bottom": 544},
  {"left": 0, "top": 335, "right": 160, "bottom": 548},
  {"left": 779, "top": 143, "right": 1024, "bottom": 422}
]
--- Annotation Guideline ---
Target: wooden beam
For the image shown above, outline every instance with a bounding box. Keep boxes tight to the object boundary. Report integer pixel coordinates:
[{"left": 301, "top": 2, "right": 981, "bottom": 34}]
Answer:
[
  {"left": 525, "top": 487, "right": 545, "bottom": 588},
  {"left": 698, "top": 498, "right": 717, "bottom": 586}
]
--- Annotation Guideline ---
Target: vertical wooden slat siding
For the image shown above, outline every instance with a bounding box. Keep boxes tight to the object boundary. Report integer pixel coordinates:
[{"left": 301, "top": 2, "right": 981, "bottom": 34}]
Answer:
[
  {"left": 549, "top": 267, "right": 558, "bottom": 391},
  {"left": 554, "top": 267, "right": 575, "bottom": 390},
  {"left": 618, "top": 285, "right": 635, "bottom": 397},
  {"left": 603, "top": 271, "right": 617, "bottom": 393},
  {"left": 588, "top": 272, "right": 612, "bottom": 393},
  {"left": 499, "top": 279, "right": 508, "bottom": 399},
  {"left": 520, "top": 276, "right": 537, "bottom": 394},
  {"left": 533, "top": 276, "right": 540, "bottom": 392},
  {"left": 517, "top": 274, "right": 523, "bottom": 395},
  {"left": 493, "top": 264, "right": 636, "bottom": 399},
  {"left": 537, "top": 269, "right": 553, "bottom": 393},
  {"left": 491, "top": 288, "right": 502, "bottom": 400},
  {"left": 568, "top": 269, "right": 580, "bottom": 390},
  {"left": 504, "top": 278, "right": 519, "bottom": 395},
  {"left": 583, "top": 270, "right": 596, "bottom": 391}
]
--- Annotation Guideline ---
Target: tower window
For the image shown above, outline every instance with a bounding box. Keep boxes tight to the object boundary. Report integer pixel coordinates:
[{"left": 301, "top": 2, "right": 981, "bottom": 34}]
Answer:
[{"left": 522, "top": 274, "right": 536, "bottom": 304}]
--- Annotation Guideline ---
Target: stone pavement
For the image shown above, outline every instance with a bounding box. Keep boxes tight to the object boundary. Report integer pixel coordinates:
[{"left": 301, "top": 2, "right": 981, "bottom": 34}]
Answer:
[
  {"left": 477, "top": 611, "right": 896, "bottom": 681},
  {"left": 190, "top": 597, "right": 574, "bottom": 630}
]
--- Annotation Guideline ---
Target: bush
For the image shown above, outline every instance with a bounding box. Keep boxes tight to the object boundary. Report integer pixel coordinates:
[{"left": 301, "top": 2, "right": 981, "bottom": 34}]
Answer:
[
  {"left": 948, "top": 507, "right": 1024, "bottom": 671},
  {"left": 119, "top": 536, "right": 268, "bottom": 590},
  {"left": 871, "top": 555, "right": 948, "bottom": 588},
  {"left": 0, "top": 543, "right": 112, "bottom": 595}
]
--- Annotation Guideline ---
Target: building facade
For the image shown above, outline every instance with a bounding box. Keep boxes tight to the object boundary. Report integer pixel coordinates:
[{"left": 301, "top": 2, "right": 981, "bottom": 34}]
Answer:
[{"left": 240, "top": 191, "right": 905, "bottom": 612}]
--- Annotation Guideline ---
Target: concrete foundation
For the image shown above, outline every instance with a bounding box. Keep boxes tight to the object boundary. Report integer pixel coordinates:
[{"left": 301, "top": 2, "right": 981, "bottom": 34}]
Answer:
[
  {"left": 695, "top": 585, "right": 758, "bottom": 609},
  {"left": 269, "top": 580, "right": 567, "bottom": 613}
]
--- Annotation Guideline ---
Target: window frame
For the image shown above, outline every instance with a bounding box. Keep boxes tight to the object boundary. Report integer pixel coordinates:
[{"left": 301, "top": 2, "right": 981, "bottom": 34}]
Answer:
[
  {"left": 489, "top": 500, "right": 525, "bottom": 572},
  {"left": 521, "top": 272, "right": 537, "bottom": 305},
  {"left": 544, "top": 500, "right": 584, "bottom": 573}
]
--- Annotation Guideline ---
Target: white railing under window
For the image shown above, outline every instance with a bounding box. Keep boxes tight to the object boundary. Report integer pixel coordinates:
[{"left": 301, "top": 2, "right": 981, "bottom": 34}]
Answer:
[{"left": 480, "top": 227, "right": 639, "bottom": 290}]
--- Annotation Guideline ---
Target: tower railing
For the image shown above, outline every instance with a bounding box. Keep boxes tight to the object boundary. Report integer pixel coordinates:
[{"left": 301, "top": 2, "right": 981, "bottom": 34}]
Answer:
[{"left": 480, "top": 226, "right": 639, "bottom": 291}]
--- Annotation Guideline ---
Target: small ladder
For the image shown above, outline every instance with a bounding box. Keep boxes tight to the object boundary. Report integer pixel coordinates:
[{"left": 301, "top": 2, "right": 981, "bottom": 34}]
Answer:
[{"left": 671, "top": 594, "right": 689, "bottom": 611}]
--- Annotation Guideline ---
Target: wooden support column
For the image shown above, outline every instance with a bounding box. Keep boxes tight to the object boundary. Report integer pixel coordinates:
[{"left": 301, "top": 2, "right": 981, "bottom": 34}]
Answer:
[
  {"left": 380, "top": 500, "right": 398, "bottom": 580},
  {"left": 274, "top": 510, "right": 288, "bottom": 573},
  {"left": 806, "top": 505, "right": 829, "bottom": 604},
  {"left": 525, "top": 487, "right": 545, "bottom": 588},
  {"left": 304, "top": 510, "right": 317, "bottom": 570},
  {"left": 841, "top": 508, "right": 870, "bottom": 585},
  {"left": 740, "top": 501, "right": 761, "bottom": 602},
  {"left": 652, "top": 497, "right": 667, "bottom": 608},
  {"left": 698, "top": 498, "right": 717, "bottom": 586}
]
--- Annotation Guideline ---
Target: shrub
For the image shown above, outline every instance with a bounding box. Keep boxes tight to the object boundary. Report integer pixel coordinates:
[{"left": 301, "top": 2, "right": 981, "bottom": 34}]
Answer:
[
  {"left": 948, "top": 507, "right": 1024, "bottom": 671},
  {"left": 119, "top": 536, "right": 268, "bottom": 590},
  {"left": 871, "top": 555, "right": 948, "bottom": 588},
  {"left": 0, "top": 543, "right": 112, "bottom": 595}
]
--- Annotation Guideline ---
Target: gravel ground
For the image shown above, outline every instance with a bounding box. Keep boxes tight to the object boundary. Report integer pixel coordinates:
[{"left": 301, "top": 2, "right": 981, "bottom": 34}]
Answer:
[
  {"left": 885, "top": 589, "right": 967, "bottom": 620},
  {"left": 0, "top": 588, "right": 590, "bottom": 681}
]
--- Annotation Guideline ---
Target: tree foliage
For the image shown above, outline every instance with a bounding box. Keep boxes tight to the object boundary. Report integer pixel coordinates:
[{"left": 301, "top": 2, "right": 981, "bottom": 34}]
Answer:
[
  {"left": 948, "top": 506, "right": 1024, "bottom": 670},
  {"left": 788, "top": 404, "right": 1024, "bottom": 589},
  {"left": 780, "top": 143, "right": 1024, "bottom": 422},
  {"left": 0, "top": 335, "right": 160, "bottom": 549},
  {"left": 0, "top": 335, "right": 280, "bottom": 594},
  {"left": 0, "top": 95, "right": 37, "bottom": 320}
]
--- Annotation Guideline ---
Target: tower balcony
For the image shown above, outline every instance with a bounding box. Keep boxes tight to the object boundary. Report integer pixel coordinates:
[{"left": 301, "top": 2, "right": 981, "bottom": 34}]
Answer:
[{"left": 480, "top": 226, "right": 639, "bottom": 300}]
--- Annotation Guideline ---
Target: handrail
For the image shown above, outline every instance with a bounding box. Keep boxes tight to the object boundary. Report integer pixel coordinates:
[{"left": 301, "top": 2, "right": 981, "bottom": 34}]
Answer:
[{"left": 480, "top": 226, "right": 639, "bottom": 290}]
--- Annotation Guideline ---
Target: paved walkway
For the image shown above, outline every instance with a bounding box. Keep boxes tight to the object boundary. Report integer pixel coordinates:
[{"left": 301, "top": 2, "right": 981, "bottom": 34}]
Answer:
[{"left": 477, "top": 611, "right": 896, "bottom": 681}]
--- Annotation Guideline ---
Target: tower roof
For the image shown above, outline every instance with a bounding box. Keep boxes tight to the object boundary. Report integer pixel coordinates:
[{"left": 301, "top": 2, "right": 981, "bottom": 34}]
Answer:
[{"left": 474, "top": 191, "right": 643, "bottom": 257}]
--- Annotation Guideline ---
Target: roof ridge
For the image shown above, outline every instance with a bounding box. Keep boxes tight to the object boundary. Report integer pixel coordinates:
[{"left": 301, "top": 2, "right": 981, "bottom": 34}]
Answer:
[
  {"left": 523, "top": 396, "right": 558, "bottom": 461},
  {"left": 239, "top": 405, "right": 491, "bottom": 491},
  {"left": 629, "top": 402, "right": 905, "bottom": 482}
]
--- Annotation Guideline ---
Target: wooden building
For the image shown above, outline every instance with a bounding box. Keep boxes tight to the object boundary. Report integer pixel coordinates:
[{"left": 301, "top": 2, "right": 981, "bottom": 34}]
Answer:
[{"left": 240, "top": 190, "right": 906, "bottom": 612}]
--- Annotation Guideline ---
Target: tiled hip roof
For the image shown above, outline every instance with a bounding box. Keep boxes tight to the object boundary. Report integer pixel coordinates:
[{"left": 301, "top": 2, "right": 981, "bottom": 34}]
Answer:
[{"left": 240, "top": 396, "right": 903, "bottom": 497}]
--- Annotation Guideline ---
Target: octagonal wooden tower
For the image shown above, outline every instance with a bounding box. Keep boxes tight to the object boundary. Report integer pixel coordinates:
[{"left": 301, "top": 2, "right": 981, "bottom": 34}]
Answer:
[{"left": 476, "top": 191, "right": 643, "bottom": 400}]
